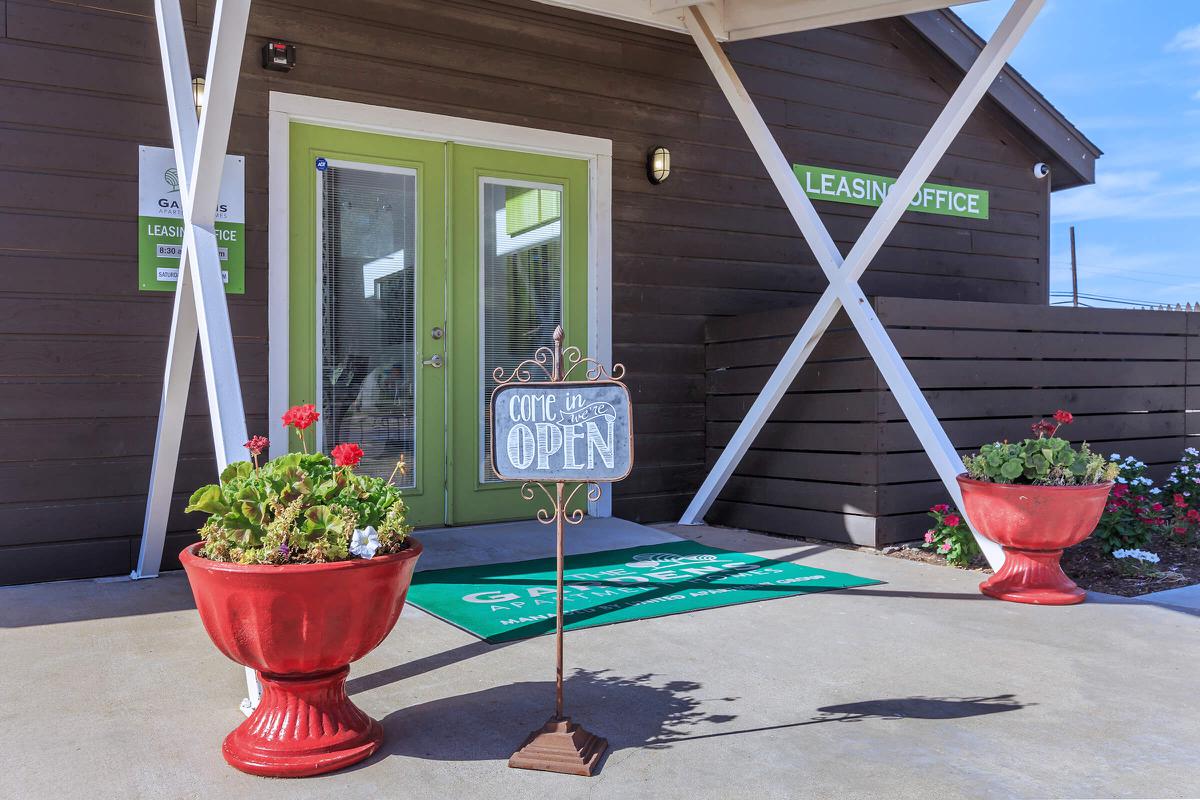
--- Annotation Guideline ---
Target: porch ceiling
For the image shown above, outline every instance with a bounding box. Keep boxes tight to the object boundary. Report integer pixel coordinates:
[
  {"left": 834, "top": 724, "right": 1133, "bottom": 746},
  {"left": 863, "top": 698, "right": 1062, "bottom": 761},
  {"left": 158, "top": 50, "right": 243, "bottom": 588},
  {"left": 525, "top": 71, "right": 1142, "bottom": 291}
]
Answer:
[{"left": 531, "top": 0, "right": 984, "bottom": 40}]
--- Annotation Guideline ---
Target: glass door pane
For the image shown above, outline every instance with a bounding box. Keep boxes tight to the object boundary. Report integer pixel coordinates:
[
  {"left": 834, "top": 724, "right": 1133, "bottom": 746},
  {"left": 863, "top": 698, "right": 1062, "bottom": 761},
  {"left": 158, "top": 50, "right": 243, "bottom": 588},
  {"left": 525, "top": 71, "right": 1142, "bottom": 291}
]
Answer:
[
  {"left": 448, "top": 144, "right": 590, "bottom": 525},
  {"left": 480, "top": 181, "right": 564, "bottom": 482},
  {"left": 319, "top": 164, "right": 418, "bottom": 485}
]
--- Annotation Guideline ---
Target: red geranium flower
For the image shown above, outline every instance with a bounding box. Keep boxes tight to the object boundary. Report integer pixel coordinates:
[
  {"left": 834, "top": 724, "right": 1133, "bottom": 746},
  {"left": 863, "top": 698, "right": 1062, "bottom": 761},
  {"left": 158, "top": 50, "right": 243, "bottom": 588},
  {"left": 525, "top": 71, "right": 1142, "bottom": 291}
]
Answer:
[
  {"left": 1188, "top": 508, "right": 1200, "bottom": 522},
  {"left": 931, "top": 503, "right": 950, "bottom": 513},
  {"left": 942, "top": 514, "right": 961, "bottom": 528},
  {"left": 331, "top": 442, "right": 364, "bottom": 468},
  {"left": 1175, "top": 493, "right": 1188, "bottom": 508},
  {"left": 244, "top": 435, "right": 270, "bottom": 458},
  {"left": 282, "top": 404, "right": 320, "bottom": 431},
  {"left": 1031, "top": 419, "right": 1057, "bottom": 438},
  {"left": 1152, "top": 502, "right": 1165, "bottom": 513},
  {"left": 1053, "top": 409, "right": 1074, "bottom": 425}
]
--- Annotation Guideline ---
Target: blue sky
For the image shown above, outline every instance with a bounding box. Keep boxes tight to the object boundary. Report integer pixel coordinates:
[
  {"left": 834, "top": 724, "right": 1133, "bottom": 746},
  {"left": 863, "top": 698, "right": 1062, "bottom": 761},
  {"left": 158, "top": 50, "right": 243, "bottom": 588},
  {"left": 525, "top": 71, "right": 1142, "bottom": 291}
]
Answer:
[{"left": 955, "top": 1, "right": 1200, "bottom": 308}]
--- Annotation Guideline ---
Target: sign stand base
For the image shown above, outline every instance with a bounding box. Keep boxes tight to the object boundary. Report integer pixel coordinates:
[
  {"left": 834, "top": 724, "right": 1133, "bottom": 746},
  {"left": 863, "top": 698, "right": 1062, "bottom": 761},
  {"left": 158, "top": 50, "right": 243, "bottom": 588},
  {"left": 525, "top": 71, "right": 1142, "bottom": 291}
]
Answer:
[{"left": 509, "top": 715, "right": 607, "bottom": 777}]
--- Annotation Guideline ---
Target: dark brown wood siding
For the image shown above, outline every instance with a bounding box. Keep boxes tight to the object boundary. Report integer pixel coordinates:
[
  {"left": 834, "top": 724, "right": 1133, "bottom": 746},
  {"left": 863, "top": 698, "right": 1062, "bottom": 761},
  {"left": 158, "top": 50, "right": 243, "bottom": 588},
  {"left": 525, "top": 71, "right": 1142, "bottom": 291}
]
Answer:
[
  {"left": 705, "top": 299, "right": 1199, "bottom": 546},
  {"left": 0, "top": 0, "right": 1057, "bottom": 584}
]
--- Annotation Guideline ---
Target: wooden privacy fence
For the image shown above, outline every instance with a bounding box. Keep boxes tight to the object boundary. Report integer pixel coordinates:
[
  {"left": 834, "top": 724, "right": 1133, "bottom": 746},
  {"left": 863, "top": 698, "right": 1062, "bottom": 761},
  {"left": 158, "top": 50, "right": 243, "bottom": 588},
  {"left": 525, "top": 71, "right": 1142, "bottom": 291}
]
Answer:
[{"left": 705, "top": 297, "right": 1200, "bottom": 547}]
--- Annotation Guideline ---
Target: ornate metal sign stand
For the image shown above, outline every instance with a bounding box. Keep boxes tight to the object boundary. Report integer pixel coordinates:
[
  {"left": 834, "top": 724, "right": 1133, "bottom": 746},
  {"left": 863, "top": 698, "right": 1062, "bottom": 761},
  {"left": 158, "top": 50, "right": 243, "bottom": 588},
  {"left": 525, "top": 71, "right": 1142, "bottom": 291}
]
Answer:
[{"left": 490, "top": 326, "right": 631, "bottom": 777}]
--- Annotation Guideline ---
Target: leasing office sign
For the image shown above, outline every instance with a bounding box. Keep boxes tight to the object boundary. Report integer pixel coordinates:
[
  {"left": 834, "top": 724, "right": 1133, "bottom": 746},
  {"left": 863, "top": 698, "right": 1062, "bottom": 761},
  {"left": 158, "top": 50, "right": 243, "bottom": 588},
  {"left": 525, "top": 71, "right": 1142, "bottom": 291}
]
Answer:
[
  {"left": 793, "top": 163, "right": 989, "bottom": 220},
  {"left": 137, "top": 145, "right": 246, "bottom": 293}
]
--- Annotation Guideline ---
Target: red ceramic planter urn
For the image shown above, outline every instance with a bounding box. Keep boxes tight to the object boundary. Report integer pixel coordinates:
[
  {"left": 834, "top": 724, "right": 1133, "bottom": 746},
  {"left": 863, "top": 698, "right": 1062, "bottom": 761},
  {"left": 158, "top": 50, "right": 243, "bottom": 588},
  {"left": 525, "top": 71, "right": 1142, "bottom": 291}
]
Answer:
[
  {"left": 957, "top": 476, "right": 1111, "bottom": 605},
  {"left": 180, "top": 538, "right": 422, "bottom": 777}
]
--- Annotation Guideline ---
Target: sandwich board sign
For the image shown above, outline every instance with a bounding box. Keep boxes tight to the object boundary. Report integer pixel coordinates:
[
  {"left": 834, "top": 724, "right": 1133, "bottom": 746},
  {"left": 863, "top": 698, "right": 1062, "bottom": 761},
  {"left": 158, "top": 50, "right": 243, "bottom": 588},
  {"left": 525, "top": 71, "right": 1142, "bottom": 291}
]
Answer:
[
  {"left": 490, "top": 381, "right": 633, "bottom": 483},
  {"left": 138, "top": 145, "right": 246, "bottom": 293}
]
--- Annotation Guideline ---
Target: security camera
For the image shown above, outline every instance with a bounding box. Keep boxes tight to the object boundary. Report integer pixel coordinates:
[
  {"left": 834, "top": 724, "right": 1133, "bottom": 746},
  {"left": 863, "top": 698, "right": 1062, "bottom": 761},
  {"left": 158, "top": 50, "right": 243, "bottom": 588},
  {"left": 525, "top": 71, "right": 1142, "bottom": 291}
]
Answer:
[{"left": 1033, "top": 162, "right": 1050, "bottom": 179}]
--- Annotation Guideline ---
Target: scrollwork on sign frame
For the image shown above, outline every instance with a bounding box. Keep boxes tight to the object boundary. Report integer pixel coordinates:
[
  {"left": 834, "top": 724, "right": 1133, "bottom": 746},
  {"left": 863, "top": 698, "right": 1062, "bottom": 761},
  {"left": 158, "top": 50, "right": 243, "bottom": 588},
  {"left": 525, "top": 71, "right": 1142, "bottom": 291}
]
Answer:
[
  {"left": 492, "top": 347, "right": 555, "bottom": 386},
  {"left": 521, "top": 480, "right": 603, "bottom": 526},
  {"left": 561, "top": 346, "right": 627, "bottom": 383}
]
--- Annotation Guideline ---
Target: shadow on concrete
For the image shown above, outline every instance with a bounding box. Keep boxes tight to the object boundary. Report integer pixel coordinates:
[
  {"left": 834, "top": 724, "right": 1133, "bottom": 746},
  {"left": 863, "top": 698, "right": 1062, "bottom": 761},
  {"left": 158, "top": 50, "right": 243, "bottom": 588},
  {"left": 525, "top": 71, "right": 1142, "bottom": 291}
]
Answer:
[
  {"left": 666, "top": 694, "right": 1029, "bottom": 744},
  {"left": 0, "top": 572, "right": 197, "bottom": 628},
  {"left": 347, "top": 638, "right": 520, "bottom": 695},
  {"left": 352, "top": 668, "right": 738, "bottom": 773}
]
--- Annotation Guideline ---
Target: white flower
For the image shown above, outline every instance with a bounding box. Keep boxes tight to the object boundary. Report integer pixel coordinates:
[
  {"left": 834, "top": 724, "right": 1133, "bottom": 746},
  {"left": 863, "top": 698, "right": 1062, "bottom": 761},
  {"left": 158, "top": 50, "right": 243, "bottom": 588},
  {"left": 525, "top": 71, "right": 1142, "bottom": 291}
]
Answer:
[
  {"left": 1183, "top": 467, "right": 1191, "bottom": 475},
  {"left": 350, "top": 526, "right": 380, "bottom": 559},
  {"left": 1116, "top": 477, "right": 1127, "bottom": 484},
  {"left": 1187, "top": 448, "right": 1198, "bottom": 456},
  {"left": 1150, "top": 487, "right": 1162, "bottom": 495},
  {"left": 1109, "top": 453, "right": 1122, "bottom": 461},
  {"left": 1112, "top": 549, "right": 1160, "bottom": 564}
]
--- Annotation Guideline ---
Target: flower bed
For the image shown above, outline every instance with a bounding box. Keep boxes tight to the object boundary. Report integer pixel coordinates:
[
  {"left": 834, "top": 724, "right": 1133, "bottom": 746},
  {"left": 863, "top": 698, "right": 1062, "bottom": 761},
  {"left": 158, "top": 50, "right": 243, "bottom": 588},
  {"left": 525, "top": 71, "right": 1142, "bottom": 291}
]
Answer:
[{"left": 887, "top": 445, "right": 1200, "bottom": 598}]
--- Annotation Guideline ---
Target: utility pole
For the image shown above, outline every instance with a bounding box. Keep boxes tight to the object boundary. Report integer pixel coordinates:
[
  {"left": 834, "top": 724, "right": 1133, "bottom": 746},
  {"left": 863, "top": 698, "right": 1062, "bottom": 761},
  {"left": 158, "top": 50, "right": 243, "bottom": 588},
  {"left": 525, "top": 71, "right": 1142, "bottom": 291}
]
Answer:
[{"left": 1069, "top": 225, "right": 1079, "bottom": 307}]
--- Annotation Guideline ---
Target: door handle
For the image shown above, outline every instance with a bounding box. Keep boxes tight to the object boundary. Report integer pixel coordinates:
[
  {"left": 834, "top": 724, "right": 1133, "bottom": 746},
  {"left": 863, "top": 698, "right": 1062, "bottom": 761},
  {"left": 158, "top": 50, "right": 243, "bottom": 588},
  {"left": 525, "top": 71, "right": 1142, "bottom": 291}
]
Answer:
[{"left": 423, "top": 354, "right": 444, "bottom": 368}]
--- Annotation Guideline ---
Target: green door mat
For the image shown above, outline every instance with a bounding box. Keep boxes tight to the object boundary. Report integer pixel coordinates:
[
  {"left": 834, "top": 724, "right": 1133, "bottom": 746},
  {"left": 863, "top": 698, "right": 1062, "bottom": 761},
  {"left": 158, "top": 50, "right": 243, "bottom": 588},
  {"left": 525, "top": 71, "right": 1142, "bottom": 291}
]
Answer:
[{"left": 406, "top": 540, "right": 881, "bottom": 643}]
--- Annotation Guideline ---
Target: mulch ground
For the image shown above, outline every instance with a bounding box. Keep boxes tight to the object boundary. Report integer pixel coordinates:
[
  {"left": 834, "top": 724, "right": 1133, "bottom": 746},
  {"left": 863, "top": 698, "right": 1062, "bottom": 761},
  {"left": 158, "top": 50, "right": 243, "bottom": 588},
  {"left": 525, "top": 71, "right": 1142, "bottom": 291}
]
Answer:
[
  {"left": 875, "top": 536, "right": 1200, "bottom": 598},
  {"left": 1060, "top": 536, "right": 1200, "bottom": 597}
]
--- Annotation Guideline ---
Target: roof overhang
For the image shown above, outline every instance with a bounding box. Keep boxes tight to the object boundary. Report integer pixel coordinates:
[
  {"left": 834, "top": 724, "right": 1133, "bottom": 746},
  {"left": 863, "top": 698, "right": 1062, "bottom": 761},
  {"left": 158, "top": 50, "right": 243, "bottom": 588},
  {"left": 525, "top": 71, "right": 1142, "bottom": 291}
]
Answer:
[
  {"left": 906, "top": 10, "right": 1101, "bottom": 189},
  {"left": 532, "top": 0, "right": 986, "bottom": 41}
]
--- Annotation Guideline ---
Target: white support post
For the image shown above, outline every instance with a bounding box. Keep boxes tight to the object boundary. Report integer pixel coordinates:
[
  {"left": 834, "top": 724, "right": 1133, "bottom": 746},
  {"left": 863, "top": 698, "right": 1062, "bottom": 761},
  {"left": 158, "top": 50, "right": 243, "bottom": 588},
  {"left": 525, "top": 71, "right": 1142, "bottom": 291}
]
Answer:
[
  {"left": 136, "top": 0, "right": 251, "bottom": 572},
  {"left": 679, "top": 1, "right": 1044, "bottom": 571},
  {"left": 135, "top": 0, "right": 259, "bottom": 712}
]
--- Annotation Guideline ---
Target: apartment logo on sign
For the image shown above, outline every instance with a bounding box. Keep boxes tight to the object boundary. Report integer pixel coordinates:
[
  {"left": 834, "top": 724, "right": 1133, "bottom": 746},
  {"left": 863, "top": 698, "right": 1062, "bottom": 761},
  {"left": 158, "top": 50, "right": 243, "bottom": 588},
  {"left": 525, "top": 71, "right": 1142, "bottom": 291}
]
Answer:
[{"left": 137, "top": 145, "right": 246, "bottom": 293}]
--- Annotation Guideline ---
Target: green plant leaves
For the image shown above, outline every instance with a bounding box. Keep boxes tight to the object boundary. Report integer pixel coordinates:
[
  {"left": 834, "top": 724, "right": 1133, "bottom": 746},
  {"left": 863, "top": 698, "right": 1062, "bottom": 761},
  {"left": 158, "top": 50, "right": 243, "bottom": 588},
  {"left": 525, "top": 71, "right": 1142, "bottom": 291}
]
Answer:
[
  {"left": 220, "top": 461, "right": 253, "bottom": 485},
  {"left": 185, "top": 484, "right": 229, "bottom": 515},
  {"left": 1000, "top": 459, "right": 1024, "bottom": 480},
  {"left": 964, "top": 433, "right": 1116, "bottom": 487},
  {"left": 187, "top": 448, "right": 411, "bottom": 565}
]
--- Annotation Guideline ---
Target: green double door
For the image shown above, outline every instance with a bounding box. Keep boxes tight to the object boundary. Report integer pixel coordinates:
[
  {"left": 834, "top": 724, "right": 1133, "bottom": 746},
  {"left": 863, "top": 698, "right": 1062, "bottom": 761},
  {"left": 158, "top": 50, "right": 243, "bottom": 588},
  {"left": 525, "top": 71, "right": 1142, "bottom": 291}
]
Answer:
[{"left": 289, "top": 123, "right": 589, "bottom": 527}]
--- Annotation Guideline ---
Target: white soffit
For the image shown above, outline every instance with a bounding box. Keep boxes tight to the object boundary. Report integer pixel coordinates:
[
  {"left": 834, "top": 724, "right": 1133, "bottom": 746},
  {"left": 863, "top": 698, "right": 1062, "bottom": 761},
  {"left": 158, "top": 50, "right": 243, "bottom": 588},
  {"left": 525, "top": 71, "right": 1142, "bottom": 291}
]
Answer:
[{"left": 532, "top": 0, "right": 985, "bottom": 40}]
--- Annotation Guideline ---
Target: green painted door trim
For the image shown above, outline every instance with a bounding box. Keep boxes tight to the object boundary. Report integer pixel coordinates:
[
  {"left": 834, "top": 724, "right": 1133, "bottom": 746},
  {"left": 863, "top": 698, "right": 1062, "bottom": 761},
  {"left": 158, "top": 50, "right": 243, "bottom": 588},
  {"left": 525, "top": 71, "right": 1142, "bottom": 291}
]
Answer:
[
  {"left": 447, "top": 144, "right": 590, "bottom": 525},
  {"left": 287, "top": 122, "right": 447, "bottom": 527},
  {"left": 288, "top": 125, "right": 590, "bottom": 527}
]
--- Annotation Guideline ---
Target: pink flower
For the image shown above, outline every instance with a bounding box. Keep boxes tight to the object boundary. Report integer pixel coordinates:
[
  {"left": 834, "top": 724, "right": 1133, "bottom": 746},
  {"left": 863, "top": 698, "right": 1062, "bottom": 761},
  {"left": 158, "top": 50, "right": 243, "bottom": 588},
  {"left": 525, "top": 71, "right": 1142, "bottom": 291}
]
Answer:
[
  {"left": 924, "top": 530, "right": 935, "bottom": 544},
  {"left": 943, "top": 514, "right": 961, "bottom": 528},
  {"left": 1174, "top": 493, "right": 1188, "bottom": 509},
  {"left": 244, "top": 435, "right": 269, "bottom": 458},
  {"left": 939, "top": 542, "right": 952, "bottom": 553},
  {"left": 931, "top": 504, "right": 950, "bottom": 513}
]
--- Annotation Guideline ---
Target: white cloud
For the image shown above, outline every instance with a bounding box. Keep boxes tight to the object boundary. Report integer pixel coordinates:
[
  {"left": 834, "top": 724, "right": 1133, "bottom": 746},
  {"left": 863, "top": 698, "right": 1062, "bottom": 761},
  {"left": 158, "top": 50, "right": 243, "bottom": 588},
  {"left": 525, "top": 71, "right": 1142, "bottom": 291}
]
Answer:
[
  {"left": 1053, "top": 168, "right": 1200, "bottom": 223},
  {"left": 1167, "top": 23, "right": 1200, "bottom": 52}
]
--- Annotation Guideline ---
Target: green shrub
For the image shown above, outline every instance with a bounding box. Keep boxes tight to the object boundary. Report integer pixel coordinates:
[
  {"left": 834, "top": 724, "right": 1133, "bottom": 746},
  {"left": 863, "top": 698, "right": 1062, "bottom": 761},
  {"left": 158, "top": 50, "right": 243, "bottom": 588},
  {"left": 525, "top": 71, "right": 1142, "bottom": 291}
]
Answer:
[
  {"left": 922, "top": 504, "right": 980, "bottom": 567},
  {"left": 185, "top": 405, "right": 411, "bottom": 565},
  {"left": 186, "top": 452, "right": 412, "bottom": 565},
  {"left": 962, "top": 410, "right": 1118, "bottom": 486},
  {"left": 1092, "top": 454, "right": 1160, "bottom": 554}
]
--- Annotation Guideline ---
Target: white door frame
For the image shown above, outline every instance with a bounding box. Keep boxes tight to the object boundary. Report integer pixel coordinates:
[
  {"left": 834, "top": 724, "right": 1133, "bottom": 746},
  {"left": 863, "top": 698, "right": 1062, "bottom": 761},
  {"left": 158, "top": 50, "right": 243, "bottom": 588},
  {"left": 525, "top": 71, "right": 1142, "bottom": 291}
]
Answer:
[{"left": 267, "top": 92, "right": 615, "bottom": 517}]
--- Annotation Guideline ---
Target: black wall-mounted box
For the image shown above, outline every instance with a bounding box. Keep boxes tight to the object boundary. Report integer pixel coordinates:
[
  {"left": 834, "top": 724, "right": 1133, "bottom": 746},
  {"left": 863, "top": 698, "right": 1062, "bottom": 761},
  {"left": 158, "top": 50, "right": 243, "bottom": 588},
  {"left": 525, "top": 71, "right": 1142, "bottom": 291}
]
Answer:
[{"left": 262, "top": 41, "right": 296, "bottom": 72}]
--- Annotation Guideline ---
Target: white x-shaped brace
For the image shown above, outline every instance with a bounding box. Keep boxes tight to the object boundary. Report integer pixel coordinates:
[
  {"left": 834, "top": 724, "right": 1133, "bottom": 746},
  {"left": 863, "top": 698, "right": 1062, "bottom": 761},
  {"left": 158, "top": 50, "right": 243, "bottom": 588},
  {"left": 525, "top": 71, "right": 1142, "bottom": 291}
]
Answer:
[
  {"left": 678, "top": 0, "right": 1046, "bottom": 571},
  {"left": 135, "top": 0, "right": 258, "bottom": 708}
]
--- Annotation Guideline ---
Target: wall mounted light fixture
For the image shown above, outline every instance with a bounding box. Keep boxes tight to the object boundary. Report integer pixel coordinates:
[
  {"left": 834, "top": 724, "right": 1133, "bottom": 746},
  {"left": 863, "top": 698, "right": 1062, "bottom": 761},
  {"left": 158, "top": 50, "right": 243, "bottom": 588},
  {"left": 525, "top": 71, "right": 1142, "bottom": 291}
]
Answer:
[
  {"left": 647, "top": 146, "right": 671, "bottom": 184},
  {"left": 192, "top": 75, "right": 206, "bottom": 119}
]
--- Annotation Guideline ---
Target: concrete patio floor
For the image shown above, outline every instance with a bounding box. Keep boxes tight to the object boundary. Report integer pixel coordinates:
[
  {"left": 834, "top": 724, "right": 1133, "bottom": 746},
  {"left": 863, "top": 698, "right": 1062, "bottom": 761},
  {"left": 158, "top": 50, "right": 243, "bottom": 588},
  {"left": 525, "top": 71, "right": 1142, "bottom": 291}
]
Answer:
[{"left": 2, "top": 521, "right": 1198, "bottom": 800}]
